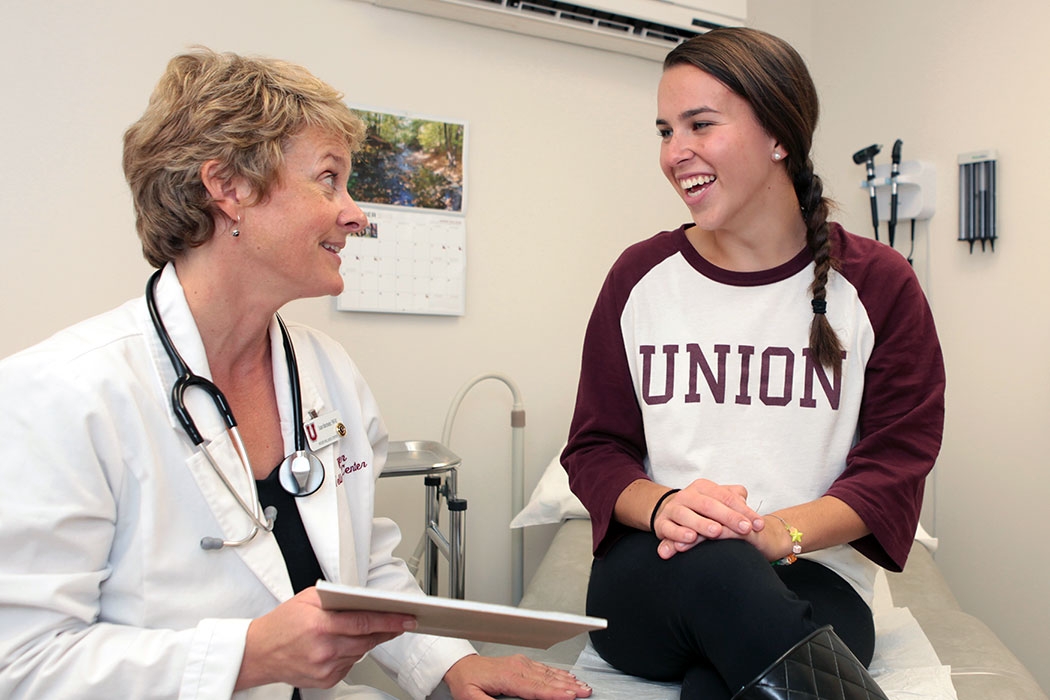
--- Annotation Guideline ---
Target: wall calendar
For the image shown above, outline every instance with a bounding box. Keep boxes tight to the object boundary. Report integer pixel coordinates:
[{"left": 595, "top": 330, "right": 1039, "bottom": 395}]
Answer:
[
  {"left": 337, "top": 206, "right": 465, "bottom": 316},
  {"left": 336, "top": 106, "right": 467, "bottom": 316}
]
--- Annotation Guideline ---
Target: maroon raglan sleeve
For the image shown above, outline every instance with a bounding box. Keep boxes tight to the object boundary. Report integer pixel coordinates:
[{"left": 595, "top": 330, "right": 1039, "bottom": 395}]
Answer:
[
  {"left": 562, "top": 230, "right": 684, "bottom": 555},
  {"left": 825, "top": 226, "right": 946, "bottom": 571}
]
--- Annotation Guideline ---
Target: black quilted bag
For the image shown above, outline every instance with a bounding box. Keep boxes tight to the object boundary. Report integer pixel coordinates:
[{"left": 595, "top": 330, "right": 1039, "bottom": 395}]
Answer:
[{"left": 732, "top": 625, "right": 889, "bottom": 700}]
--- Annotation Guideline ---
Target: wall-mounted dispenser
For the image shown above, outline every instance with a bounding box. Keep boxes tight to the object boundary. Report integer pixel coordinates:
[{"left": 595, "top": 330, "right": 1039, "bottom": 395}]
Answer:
[{"left": 958, "top": 150, "right": 997, "bottom": 252}]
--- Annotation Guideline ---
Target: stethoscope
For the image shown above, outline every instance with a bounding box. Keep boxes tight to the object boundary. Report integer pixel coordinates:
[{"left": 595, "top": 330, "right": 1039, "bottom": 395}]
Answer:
[{"left": 146, "top": 269, "right": 325, "bottom": 550}]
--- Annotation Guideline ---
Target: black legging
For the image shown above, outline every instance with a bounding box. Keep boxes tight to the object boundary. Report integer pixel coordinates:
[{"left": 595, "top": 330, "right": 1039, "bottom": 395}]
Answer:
[{"left": 586, "top": 532, "right": 875, "bottom": 700}]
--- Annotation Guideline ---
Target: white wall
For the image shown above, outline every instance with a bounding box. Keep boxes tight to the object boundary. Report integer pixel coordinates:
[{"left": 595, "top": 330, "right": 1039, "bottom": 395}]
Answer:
[
  {"left": 3, "top": 0, "right": 1048, "bottom": 696},
  {"left": 786, "top": 1, "right": 1050, "bottom": 693}
]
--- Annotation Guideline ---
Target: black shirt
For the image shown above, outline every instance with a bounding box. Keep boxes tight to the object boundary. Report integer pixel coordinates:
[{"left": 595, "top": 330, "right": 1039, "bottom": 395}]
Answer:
[
  {"left": 256, "top": 464, "right": 326, "bottom": 700},
  {"left": 255, "top": 463, "right": 326, "bottom": 594}
]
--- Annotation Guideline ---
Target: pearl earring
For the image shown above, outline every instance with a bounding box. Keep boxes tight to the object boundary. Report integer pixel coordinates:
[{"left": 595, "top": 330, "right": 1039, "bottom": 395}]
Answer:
[{"left": 772, "top": 152, "right": 783, "bottom": 161}]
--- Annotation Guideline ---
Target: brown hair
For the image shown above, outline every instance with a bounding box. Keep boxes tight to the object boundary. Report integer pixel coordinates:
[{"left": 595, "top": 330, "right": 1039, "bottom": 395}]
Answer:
[
  {"left": 664, "top": 28, "right": 843, "bottom": 373},
  {"left": 123, "top": 48, "right": 366, "bottom": 268}
]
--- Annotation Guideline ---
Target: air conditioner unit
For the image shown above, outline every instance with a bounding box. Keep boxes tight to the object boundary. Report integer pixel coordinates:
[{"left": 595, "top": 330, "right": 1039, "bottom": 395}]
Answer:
[{"left": 354, "top": 0, "right": 748, "bottom": 61}]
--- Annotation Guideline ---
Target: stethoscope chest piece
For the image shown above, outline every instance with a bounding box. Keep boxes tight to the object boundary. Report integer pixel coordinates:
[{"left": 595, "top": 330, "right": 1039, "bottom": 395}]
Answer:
[{"left": 279, "top": 450, "right": 325, "bottom": 496}]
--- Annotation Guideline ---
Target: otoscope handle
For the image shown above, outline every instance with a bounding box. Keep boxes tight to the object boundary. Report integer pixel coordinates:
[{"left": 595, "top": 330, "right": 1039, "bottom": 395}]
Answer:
[
  {"left": 888, "top": 139, "right": 902, "bottom": 247},
  {"left": 853, "top": 144, "right": 883, "bottom": 242},
  {"left": 869, "top": 196, "right": 880, "bottom": 241},
  {"left": 889, "top": 192, "right": 898, "bottom": 246}
]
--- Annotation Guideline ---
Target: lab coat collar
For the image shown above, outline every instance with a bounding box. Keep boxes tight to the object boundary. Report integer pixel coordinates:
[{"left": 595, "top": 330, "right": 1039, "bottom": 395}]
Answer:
[{"left": 143, "top": 263, "right": 225, "bottom": 440}]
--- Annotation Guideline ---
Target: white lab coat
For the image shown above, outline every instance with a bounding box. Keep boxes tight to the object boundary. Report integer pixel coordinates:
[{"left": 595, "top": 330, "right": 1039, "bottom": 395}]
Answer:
[{"left": 0, "top": 264, "right": 474, "bottom": 700}]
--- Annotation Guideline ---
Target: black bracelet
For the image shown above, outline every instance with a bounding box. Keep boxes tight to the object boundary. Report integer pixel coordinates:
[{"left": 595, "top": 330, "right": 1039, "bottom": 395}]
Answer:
[{"left": 649, "top": 488, "right": 680, "bottom": 533}]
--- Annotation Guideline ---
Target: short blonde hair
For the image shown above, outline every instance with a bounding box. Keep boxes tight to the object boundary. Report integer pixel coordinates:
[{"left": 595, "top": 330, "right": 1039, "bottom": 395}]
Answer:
[{"left": 123, "top": 48, "right": 366, "bottom": 268}]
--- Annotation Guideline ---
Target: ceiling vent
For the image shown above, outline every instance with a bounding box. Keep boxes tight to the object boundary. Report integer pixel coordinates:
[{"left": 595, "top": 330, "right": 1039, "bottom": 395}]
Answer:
[{"left": 355, "top": 0, "right": 747, "bottom": 61}]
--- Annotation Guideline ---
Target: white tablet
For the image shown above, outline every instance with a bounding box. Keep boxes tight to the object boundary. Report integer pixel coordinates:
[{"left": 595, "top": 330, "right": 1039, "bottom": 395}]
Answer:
[{"left": 315, "top": 581, "right": 606, "bottom": 649}]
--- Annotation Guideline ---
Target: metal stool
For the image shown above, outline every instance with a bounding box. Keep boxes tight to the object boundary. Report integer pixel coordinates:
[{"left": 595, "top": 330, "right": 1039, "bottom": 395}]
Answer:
[{"left": 381, "top": 440, "right": 466, "bottom": 598}]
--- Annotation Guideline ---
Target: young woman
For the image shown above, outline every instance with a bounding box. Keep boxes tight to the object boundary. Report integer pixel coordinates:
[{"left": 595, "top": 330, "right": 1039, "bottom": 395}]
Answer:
[{"left": 562, "top": 27, "right": 945, "bottom": 700}]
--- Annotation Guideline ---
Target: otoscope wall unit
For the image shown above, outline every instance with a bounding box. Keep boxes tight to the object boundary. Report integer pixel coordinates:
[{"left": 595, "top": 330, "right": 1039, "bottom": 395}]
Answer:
[
  {"left": 857, "top": 160, "right": 937, "bottom": 222},
  {"left": 958, "top": 150, "right": 997, "bottom": 253}
]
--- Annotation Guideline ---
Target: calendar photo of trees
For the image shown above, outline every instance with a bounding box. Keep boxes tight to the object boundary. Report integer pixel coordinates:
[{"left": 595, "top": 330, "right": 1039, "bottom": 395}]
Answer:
[{"left": 349, "top": 108, "right": 466, "bottom": 212}]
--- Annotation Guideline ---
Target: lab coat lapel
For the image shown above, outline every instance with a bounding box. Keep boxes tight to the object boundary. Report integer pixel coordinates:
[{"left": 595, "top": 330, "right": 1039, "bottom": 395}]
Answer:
[
  {"left": 274, "top": 327, "right": 361, "bottom": 588},
  {"left": 182, "top": 436, "right": 294, "bottom": 602}
]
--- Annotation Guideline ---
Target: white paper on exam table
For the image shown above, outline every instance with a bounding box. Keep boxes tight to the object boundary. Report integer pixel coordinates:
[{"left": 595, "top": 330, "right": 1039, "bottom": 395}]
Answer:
[{"left": 315, "top": 581, "right": 607, "bottom": 649}]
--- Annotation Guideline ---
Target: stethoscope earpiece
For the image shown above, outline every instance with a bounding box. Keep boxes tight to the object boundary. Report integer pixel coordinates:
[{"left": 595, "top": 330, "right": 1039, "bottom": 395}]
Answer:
[
  {"left": 199, "top": 507, "right": 278, "bottom": 550},
  {"left": 146, "top": 270, "right": 325, "bottom": 551}
]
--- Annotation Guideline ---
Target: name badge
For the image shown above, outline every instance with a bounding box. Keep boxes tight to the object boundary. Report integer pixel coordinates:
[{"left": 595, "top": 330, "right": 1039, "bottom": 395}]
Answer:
[{"left": 304, "top": 411, "right": 346, "bottom": 451}]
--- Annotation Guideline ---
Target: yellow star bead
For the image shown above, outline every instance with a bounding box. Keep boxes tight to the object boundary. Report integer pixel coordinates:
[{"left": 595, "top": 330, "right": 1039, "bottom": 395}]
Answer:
[{"left": 789, "top": 527, "right": 803, "bottom": 543}]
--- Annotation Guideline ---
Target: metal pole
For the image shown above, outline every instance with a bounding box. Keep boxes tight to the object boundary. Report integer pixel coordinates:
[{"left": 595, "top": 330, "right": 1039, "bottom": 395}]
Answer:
[
  {"left": 448, "top": 496, "right": 467, "bottom": 599},
  {"left": 423, "top": 475, "right": 441, "bottom": 595}
]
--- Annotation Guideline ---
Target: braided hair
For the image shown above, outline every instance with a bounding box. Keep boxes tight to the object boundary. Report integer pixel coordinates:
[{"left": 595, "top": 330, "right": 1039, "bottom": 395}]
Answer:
[{"left": 664, "top": 28, "right": 844, "bottom": 374}]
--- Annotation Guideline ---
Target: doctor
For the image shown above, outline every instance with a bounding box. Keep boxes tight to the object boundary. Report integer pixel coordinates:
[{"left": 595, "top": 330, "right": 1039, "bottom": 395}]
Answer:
[{"left": 0, "top": 48, "right": 591, "bottom": 700}]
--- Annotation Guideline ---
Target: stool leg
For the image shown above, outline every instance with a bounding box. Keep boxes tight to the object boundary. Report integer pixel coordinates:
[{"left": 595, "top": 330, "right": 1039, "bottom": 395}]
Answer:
[{"left": 423, "top": 475, "right": 441, "bottom": 595}]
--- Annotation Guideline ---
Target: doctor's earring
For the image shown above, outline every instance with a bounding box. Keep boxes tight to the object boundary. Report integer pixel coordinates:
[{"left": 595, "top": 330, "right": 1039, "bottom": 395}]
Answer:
[{"left": 231, "top": 216, "right": 241, "bottom": 237}]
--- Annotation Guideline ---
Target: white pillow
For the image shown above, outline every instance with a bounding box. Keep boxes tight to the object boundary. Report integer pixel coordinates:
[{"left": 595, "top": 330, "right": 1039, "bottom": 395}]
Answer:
[
  {"left": 914, "top": 522, "right": 938, "bottom": 553},
  {"left": 871, "top": 568, "right": 893, "bottom": 614},
  {"left": 509, "top": 445, "right": 589, "bottom": 528}
]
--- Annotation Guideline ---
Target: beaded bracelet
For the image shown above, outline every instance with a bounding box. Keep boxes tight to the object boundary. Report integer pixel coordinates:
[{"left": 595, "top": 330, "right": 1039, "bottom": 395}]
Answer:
[
  {"left": 769, "top": 514, "right": 803, "bottom": 566},
  {"left": 649, "top": 488, "right": 680, "bottom": 534}
]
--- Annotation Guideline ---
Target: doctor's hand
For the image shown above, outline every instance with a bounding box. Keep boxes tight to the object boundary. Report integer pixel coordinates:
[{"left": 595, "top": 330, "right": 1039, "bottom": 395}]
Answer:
[
  {"left": 443, "top": 653, "right": 592, "bottom": 700},
  {"left": 653, "top": 478, "right": 764, "bottom": 560},
  {"left": 235, "top": 587, "right": 416, "bottom": 691}
]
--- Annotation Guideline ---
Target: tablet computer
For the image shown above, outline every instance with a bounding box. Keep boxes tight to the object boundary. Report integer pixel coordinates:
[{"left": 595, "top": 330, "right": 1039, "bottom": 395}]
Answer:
[{"left": 316, "top": 581, "right": 606, "bottom": 649}]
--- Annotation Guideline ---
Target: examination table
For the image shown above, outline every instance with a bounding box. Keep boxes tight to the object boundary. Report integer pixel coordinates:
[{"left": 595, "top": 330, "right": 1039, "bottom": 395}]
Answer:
[{"left": 468, "top": 446, "right": 1049, "bottom": 700}]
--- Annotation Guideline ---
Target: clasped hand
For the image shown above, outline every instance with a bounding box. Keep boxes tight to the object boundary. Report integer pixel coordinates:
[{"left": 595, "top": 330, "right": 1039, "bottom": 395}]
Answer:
[{"left": 652, "top": 479, "right": 767, "bottom": 560}]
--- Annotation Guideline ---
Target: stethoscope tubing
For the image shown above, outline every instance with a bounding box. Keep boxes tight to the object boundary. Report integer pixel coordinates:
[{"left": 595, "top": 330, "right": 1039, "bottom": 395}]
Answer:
[
  {"left": 276, "top": 314, "right": 309, "bottom": 455},
  {"left": 199, "top": 429, "right": 274, "bottom": 533},
  {"left": 146, "top": 269, "right": 322, "bottom": 549},
  {"left": 147, "top": 271, "right": 231, "bottom": 445}
]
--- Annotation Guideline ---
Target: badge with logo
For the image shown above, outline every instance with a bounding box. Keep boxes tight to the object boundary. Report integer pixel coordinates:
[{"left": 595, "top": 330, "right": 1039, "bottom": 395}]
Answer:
[{"left": 304, "top": 410, "right": 346, "bottom": 451}]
